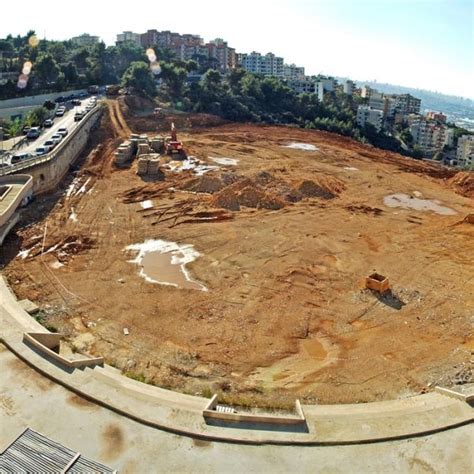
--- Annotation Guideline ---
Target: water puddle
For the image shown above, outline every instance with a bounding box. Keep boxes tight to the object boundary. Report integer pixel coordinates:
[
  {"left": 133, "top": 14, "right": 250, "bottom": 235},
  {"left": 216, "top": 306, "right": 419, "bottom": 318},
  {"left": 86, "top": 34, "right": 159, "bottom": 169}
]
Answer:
[
  {"left": 125, "top": 239, "right": 207, "bottom": 291},
  {"left": 249, "top": 336, "right": 339, "bottom": 389},
  {"left": 283, "top": 142, "right": 318, "bottom": 151},
  {"left": 209, "top": 156, "right": 239, "bottom": 166},
  {"left": 344, "top": 166, "right": 359, "bottom": 171},
  {"left": 383, "top": 193, "right": 456, "bottom": 215},
  {"left": 166, "top": 156, "right": 218, "bottom": 176}
]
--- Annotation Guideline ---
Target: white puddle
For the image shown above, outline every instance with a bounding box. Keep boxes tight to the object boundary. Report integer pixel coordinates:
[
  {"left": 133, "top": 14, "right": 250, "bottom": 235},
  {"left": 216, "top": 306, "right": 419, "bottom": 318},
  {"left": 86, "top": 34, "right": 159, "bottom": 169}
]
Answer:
[
  {"left": 140, "top": 200, "right": 154, "bottom": 210},
  {"left": 283, "top": 142, "right": 318, "bottom": 151},
  {"left": 383, "top": 193, "right": 457, "bottom": 215},
  {"left": 69, "top": 208, "right": 78, "bottom": 222},
  {"left": 50, "top": 260, "right": 64, "bottom": 269},
  {"left": 125, "top": 239, "right": 207, "bottom": 291},
  {"left": 209, "top": 157, "right": 239, "bottom": 166},
  {"left": 166, "top": 156, "right": 218, "bottom": 176},
  {"left": 344, "top": 166, "right": 359, "bottom": 171}
]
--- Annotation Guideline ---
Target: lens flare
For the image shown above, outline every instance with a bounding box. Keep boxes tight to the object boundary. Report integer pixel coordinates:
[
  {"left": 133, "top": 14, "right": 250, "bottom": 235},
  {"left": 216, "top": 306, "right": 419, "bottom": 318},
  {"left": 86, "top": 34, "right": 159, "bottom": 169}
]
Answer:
[
  {"left": 22, "top": 61, "right": 32, "bottom": 75},
  {"left": 17, "top": 74, "right": 28, "bottom": 89},
  {"left": 146, "top": 48, "right": 157, "bottom": 63},
  {"left": 28, "top": 35, "right": 39, "bottom": 48},
  {"left": 150, "top": 61, "right": 161, "bottom": 75}
]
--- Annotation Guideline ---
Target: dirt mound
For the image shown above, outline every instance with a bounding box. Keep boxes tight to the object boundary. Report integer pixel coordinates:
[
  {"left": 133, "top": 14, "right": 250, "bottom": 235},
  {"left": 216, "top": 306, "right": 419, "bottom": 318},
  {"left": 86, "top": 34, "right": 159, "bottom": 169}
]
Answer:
[
  {"left": 181, "top": 175, "right": 226, "bottom": 194},
  {"left": 449, "top": 172, "right": 474, "bottom": 198},
  {"left": 296, "top": 177, "right": 345, "bottom": 200}
]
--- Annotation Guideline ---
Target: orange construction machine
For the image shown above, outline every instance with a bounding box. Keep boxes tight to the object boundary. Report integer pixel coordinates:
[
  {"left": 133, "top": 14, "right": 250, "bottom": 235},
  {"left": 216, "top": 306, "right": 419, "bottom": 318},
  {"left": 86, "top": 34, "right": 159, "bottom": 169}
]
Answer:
[{"left": 165, "top": 122, "right": 186, "bottom": 159}]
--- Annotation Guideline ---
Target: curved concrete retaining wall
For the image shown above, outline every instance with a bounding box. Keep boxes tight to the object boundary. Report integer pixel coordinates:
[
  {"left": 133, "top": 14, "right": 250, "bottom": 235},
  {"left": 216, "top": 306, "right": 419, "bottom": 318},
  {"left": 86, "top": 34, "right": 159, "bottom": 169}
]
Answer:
[
  {"left": 23, "top": 332, "right": 104, "bottom": 369},
  {"left": 0, "top": 175, "right": 33, "bottom": 227},
  {"left": 2, "top": 106, "right": 102, "bottom": 195},
  {"left": 203, "top": 395, "right": 306, "bottom": 426}
]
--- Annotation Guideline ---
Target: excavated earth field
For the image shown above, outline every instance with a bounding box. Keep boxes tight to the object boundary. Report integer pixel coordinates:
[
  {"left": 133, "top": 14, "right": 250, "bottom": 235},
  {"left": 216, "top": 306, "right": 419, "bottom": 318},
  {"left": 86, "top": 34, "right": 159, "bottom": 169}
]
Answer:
[{"left": 2, "top": 100, "right": 473, "bottom": 407}]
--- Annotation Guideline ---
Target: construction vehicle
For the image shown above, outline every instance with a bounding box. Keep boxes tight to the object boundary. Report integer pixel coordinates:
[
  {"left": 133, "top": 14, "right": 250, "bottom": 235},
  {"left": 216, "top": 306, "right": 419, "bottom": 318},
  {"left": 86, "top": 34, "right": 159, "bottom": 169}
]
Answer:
[{"left": 165, "top": 122, "right": 186, "bottom": 159}]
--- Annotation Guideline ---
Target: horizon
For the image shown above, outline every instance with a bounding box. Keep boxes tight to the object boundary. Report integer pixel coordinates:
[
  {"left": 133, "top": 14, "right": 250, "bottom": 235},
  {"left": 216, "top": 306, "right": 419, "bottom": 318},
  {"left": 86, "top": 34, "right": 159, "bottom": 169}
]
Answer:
[{"left": 1, "top": 0, "right": 473, "bottom": 99}]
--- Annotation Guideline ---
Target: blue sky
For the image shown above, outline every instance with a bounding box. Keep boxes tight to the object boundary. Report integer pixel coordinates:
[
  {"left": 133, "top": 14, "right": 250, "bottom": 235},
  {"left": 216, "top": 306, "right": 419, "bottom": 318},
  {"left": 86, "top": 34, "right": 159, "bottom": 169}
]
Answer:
[{"left": 2, "top": 0, "right": 473, "bottom": 97}]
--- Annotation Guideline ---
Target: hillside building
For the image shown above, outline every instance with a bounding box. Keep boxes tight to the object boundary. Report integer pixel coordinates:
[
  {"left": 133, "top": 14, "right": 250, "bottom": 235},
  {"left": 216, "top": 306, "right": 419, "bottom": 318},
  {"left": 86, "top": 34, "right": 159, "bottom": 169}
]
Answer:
[
  {"left": 456, "top": 135, "right": 474, "bottom": 168},
  {"left": 356, "top": 105, "right": 383, "bottom": 131}
]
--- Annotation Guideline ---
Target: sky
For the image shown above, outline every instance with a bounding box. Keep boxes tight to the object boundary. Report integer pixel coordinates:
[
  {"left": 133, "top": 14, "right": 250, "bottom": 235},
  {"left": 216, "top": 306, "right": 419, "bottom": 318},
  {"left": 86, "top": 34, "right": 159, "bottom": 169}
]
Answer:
[{"left": 1, "top": 0, "right": 473, "bottom": 98}]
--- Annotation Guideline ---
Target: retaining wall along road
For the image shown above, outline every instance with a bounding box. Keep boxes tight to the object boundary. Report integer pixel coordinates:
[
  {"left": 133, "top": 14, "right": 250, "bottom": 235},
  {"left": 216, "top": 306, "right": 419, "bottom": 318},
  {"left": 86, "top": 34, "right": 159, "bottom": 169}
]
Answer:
[{"left": 1, "top": 106, "right": 102, "bottom": 195}]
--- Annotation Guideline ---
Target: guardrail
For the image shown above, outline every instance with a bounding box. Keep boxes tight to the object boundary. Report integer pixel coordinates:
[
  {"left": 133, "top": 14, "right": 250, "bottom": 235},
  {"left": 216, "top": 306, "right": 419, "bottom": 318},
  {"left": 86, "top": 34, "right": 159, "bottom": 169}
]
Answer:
[{"left": 0, "top": 103, "right": 102, "bottom": 177}]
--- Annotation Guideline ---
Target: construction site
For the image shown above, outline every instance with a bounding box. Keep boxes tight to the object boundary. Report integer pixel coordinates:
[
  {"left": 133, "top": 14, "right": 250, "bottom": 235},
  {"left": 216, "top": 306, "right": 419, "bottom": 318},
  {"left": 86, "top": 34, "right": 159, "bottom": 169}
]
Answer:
[{"left": 2, "top": 96, "right": 473, "bottom": 408}]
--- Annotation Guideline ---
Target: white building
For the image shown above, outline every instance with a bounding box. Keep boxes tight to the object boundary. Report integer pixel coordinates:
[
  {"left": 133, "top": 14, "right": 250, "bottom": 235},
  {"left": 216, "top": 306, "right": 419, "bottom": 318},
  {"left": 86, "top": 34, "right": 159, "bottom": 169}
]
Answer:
[
  {"left": 116, "top": 31, "right": 141, "bottom": 46},
  {"left": 343, "top": 80, "right": 355, "bottom": 95},
  {"left": 456, "top": 135, "right": 474, "bottom": 168},
  {"left": 356, "top": 106, "right": 383, "bottom": 131},
  {"left": 238, "top": 52, "right": 284, "bottom": 77},
  {"left": 314, "top": 77, "right": 336, "bottom": 102},
  {"left": 71, "top": 34, "right": 100, "bottom": 46},
  {"left": 368, "top": 91, "right": 385, "bottom": 111},
  {"left": 283, "top": 64, "right": 305, "bottom": 80},
  {"left": 287, "top": 78, "right": 315, "bottom": 94}
]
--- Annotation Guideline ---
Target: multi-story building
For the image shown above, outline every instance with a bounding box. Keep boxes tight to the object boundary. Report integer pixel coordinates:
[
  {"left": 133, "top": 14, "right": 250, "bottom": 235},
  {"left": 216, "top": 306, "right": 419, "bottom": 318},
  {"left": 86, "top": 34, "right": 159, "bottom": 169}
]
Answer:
[
  {"left": 314, "top": 77, "right": 337, "bottom": 102},
  {"left": 426, "top": 111, "right": 447, "bottom": 123},
  {"left": 368, "top": 91, "right": 384, "bottom": 111},
  {"left": 456, "top": 135, "right": 474, "bottom": 168},
  {"left": 287, "top": 78, "right": 315, "bottom": 94},
  {"left": 394, "top": 94, "right": 421, "bottom": 115},
  {"left": 116, "top": 31, "right": 141, "bottom": 46},
  {"left": 71, "top": 34, "right": 100, "bottom": 46},
  {"left": 283, "top": 64, "right": 305, "bottom": 81},
  {"left": 408, "top": 114, "right": 453, "bottom": 150},
  {"left": 343, "top": 80, "right": 355, "bottom": 95},
  {"left": 361, "top": 85, "right": 372, "bottom": 98},
  {"left": 238, "top": 52, "right": 284, "bottom": 77},
  {"left": 356, "top": 105, "right": 383, "bottom": 131}
]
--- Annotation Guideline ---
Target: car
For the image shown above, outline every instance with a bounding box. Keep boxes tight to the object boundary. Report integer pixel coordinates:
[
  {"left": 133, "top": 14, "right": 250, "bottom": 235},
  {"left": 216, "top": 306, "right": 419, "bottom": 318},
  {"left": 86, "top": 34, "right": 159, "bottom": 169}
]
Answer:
[
  {"left": 54, "top": 96, "right": 65, "bottom": 103},
  {"left": 51, "top": 134, "right": 63, "bottom": 144},
  {"left": 22, "top": 126, "right": 31, "bottom": 135},
  {"left": 74, "top": 111, "right": 85, "bottom": 121},
  {"left": 43, "top": 119, "right": 54, "bottom": 128},
  {"left": 11, "top": 152, "right": 33, "bottom": 164},
  {"left": 26, "top": 127, "right": 41, "bottom": 139},
  {"left": 55, "top": 107, "right": 66, "bottom": 117},
  {"left": 64, "top": 94, "right": 75, "bottom": 101},
  {"left": 35, "top": 146, "right": 50, "bottom": 156},
  {"left": 43, "top": 140, "right": 56, "bottom": 150},
  {"left": 71, "top": 99, "right": 82, "bottom": 106},
  {"left": 78, "top": 92, "right": 88, "bottom": 98},
  {"left": 57, "top": 127, "right": 68, "bottom": 137},
  {"left": 85, "top": 105, "right": 93, "bottom": 112}
]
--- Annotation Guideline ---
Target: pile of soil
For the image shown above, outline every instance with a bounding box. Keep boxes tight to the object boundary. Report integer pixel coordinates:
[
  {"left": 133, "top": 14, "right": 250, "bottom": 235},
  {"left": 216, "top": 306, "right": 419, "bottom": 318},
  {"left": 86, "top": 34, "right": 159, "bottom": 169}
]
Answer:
[
  {"left": 181, "top": 175, "right": 227, "bottom": 194},
  {"left": 296, "top": 178, "right": 345, "bottom": 200},
  {"left": 449, "top": 172, "right": 474, "bottom": 198}
]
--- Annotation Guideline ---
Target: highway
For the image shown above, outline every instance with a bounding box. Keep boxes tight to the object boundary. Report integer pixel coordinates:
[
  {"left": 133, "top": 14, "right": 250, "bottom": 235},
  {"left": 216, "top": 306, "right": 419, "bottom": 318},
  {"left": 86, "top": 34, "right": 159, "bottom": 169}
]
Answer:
[{"left": 1, "top": 98, "right": 97, "bottom": 166}]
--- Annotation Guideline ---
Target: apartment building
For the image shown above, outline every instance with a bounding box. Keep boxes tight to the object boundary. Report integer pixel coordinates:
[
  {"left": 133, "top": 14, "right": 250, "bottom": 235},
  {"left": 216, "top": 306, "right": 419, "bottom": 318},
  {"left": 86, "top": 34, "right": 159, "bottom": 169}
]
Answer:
[
  {"left": 408, "top": 115, "right": 453, "bottom": 150},
  {"left": 287, "top": 78, "right": 315, "bottom": 94},
  {"left": 426, "top": 111, "right": 447, "bottom": 123},
  {"left": 238, "top": 52, "right": 284, "bottom": 77},
  {"left": 314, "top": 77, "right": 337, "bottom": 102},
  {"left": 456, "top": 135, "right": 474, "bottom": 168},
  {"left": 71, "top": 34, "right": 100, "bottom": 46},
  {"left": 356, "top": 105, "right": 383, "bottom": 131},
  {"left": 283, "top": 64, "right": 305, "bottom": 81},
  {"left": 343, "top": 80, "right": 355, "bottom": 95},
  {"left": 394, "top": 94, "right": 421, "bottom": 115},
  {"left": 116, "top": 31, "right": 142, "bottom": 46},
  {"left": 368, "top": 91, "right": 384, "bottom": 111}
]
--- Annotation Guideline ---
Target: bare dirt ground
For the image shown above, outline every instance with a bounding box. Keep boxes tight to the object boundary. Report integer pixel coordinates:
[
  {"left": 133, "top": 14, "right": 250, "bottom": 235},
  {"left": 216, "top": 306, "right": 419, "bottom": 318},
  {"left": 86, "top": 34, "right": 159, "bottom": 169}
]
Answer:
[{"left": 2, "top": 99, "right": 473, "bottom": 407}]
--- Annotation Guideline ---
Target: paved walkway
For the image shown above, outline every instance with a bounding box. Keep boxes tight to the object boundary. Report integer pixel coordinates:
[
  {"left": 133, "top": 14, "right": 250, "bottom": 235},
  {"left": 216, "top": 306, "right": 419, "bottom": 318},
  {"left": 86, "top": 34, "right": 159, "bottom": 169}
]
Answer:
[{"left": 1, "top": 346, "right": 472, "bottom": 473}]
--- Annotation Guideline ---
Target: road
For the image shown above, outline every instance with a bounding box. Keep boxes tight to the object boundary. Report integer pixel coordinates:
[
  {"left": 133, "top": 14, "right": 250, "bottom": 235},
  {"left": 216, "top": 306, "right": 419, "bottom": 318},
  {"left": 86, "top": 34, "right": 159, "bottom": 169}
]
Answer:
[{"left": 1, "top": 98, "right": 97, "bottom": 166}]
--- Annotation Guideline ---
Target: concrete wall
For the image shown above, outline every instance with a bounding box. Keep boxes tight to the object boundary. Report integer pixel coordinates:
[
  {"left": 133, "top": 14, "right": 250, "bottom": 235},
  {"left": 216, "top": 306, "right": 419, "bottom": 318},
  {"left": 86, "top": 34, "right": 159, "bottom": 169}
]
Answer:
[
  {"left": 9, "top": 107, "right": 102, "bottom": 195},
  {"left": 0, "top": 90, "right": 87, "bottom": 110}
]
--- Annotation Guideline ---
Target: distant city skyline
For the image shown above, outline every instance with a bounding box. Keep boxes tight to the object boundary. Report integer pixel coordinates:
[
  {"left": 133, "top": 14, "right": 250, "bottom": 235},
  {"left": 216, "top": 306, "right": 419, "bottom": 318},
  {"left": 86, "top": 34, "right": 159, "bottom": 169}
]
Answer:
[{"left": 2, "top": 0, "right": 473, "bottom": 98}]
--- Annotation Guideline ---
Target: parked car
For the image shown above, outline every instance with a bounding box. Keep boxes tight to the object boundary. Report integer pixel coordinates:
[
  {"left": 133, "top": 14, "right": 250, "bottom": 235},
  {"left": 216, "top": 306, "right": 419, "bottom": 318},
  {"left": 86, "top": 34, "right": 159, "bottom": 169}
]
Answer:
[
  {"left": 71, "top": 99, "right": 82, "bottom": 106},
  {"left": 43, "top": 119, "right": 54, "bottom": 127},
  {"left": 35, "top": 146, "right": 50, "bottom": 156},
  {"left": 26, "top": 127, "right": 41, "bottom": 139},
  {"left": 55, "top": 107, "right": 66, "bottom": 117},
  {"left": 51, "top": 134, "right": 62, "bottom": 144},
  {"left": 43, "top": 140, "right": 56, "bottom": 150},
  {"left": 74, "top": 111, "right": 85, "bottom": 121},
  {"left": 11, "top": 152, "right": 33, "bottom": 164},
  {"left": 22, "top": 126, "right": 31, "bottom": 135},
  {"left": 57, "top": 127, "right": 68, "bottom": 137},
  {"left": 54, "top": 96, "right": 65, "bottom": 103}
]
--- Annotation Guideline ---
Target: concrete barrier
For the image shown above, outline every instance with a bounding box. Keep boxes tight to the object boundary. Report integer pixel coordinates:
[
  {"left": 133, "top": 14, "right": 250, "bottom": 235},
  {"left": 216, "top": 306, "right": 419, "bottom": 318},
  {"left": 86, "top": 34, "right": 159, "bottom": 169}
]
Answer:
[
  {"left": 0, "top": 90, "right": 87, "bottom": 110},
  {"left": 23, "top": 332, "right": 104, "bottom": 369},
  {"left": 203, "top": 394, "right": 306, "bottom": 426},
  {"left": 1, "top": 105, "right": 102, "bottom": 195}
]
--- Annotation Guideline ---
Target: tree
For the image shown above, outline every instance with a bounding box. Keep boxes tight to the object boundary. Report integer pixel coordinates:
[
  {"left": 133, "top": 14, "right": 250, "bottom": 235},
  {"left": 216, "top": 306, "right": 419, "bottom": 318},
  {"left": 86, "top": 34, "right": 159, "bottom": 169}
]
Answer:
[
  {"left": 185, "top": 60, "right": 198, "bottom": 73},
  {"left": 25, "top": 106, "right": 48, "bottom": 126},
  {"left": 6, "top": 118, "right": 22, "bottom": 138},
  {"left": 158, "top": 62, "right": 187, "bottom": 101},
  {"left": 121, "top": 61, "right": 156, "bottom": 97},
  {"left": 35, "top": 53, "right": 60, "bottom": 85}
]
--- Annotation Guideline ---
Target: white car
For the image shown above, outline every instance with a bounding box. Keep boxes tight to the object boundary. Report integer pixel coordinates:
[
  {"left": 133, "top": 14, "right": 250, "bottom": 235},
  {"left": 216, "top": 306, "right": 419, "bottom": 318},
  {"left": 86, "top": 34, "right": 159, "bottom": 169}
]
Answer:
[
  {"left": 57, "top": 127, "right": 68, "bottom": 137},
  {"left": 35, "top": 146, "right": 50, "bottom": 156},
  {"left": 51, "top": 134, "right": 62, "bottom": 144}
]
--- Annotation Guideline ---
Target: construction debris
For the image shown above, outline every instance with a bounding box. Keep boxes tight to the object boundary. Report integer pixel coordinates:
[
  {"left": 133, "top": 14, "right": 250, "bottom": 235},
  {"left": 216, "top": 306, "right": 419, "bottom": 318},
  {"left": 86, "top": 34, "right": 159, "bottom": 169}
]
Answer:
[{"left": 365, "top": 272, "right": 390, "bottom": 294}]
